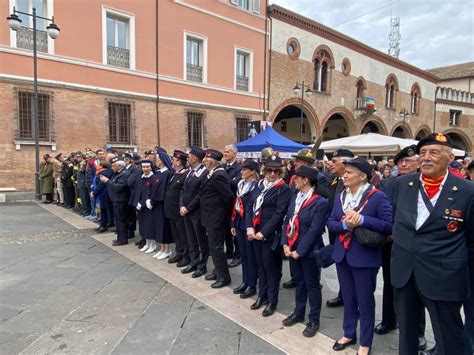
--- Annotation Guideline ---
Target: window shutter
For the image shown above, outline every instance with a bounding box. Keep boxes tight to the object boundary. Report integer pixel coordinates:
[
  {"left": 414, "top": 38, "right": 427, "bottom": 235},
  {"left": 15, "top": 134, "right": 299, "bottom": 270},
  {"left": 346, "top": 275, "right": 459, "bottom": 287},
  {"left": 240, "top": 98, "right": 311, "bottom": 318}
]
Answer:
[
  {"left": 230, "top": 0, "right": 238, "bottom": 5},
  {"left": 252, "top": 0, "right": 260, "bottom": 13}
]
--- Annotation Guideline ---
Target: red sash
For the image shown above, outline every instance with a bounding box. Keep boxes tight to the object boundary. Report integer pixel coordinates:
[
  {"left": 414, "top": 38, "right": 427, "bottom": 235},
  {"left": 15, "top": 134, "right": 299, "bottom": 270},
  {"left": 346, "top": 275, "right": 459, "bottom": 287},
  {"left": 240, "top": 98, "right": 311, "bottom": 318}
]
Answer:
[
  {"left": 252, "top": 179, "right": 285, "bottom": 228},
  {"left": 231, "top": 196, "right": 244, "bottom": 221},
  {"left": 286, "top": 194, "right": 319, "bottom": 249}
]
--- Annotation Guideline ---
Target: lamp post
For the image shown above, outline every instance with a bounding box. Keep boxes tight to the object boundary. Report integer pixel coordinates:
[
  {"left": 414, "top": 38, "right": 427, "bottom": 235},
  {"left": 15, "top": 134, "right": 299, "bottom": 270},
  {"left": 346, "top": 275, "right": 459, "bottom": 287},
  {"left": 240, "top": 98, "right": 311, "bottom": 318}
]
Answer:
[
  {"left": 399, "top": 108, "right": 410, "bottom": 138},
  {"left": 7, "top": 7, "right": 60, "bottom": 200},
  {"left": 293, "top": 81, "right": 312, "bottom": 144}
]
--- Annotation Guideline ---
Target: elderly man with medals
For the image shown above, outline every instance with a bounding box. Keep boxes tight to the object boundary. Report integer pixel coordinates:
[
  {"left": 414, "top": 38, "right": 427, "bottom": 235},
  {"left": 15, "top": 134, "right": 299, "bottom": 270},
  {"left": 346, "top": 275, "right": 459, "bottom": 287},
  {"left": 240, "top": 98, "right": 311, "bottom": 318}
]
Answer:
[{"left": 281, "top": 165, "right": 329, "bottom": 338}]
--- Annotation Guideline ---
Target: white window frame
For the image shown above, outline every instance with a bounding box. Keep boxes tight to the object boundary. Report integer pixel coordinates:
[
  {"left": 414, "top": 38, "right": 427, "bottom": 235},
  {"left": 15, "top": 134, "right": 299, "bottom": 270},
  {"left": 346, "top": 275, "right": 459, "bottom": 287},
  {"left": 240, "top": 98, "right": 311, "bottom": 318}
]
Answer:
[
  {"left": 234, "top": 46, "right": 253, "bottom": 92},
  {"left": 9, "top": 0, "right": 55, "bottom": 54},
  {"left": 183, "top": 31, "right": 208, "bottom": 84},
  {"left": 101, "top": 6, "right": 135, "bottom": 70},
  {"left": 230, "top": 0, "right": 260, "bottom": 14}
]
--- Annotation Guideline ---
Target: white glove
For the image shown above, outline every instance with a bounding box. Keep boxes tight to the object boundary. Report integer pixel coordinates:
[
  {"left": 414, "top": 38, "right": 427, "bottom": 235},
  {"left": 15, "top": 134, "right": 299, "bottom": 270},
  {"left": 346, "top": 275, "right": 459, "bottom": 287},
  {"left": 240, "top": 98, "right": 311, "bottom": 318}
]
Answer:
[
  {"left": 146, "top": 199, "right": 153, "bottom": 210},
  {"left": 136, "top": 202, "right": 142, "bottom": 211}
]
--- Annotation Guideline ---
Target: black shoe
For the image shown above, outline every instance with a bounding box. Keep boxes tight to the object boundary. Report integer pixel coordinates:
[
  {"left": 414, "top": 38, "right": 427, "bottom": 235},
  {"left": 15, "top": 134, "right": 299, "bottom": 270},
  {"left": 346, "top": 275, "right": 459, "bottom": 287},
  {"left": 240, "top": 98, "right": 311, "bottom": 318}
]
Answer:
[
  {"left": 112, "top": 240, "right": 127, "bottom": 246},
  {"left": 228, "top": 258, "right": 241, "bottom": 268},
  {"left": 168, "top": 255, "right": 182, "bottom": 264},
  {"left": 135, "top": 240, "right": 145, "bottom": 247},
  {"left": 326, "top": 295, "right": 344, "bottom": 308},
  {"left": 233, "top": 283, "right": 247, "bottom": 294},
  {"left": 250, "top": 297, "right": 268, "bottom": 310},
  {"left": 205, "top": 273, "right": 217, "bottom": 281},
  {"left": 96, "top": 227, "right": 108, "bottom": 233},
  {"left": 240, "top": 286, "right": 256, "bottom": 299},
  {"left": 176, "top": 259, "right": 190, "bottom": 268},
  {"left": 418, "top": 336, "right": 427, "bottom": 351},
  {"left": 192, "top": 269, "right": 206, "bottom": 278},
  {"left": 282, "top": 278, "right": 296, "bottom": 289},
  {"left": 106, "top": 223, "right": 115, "bottom": 228},
  {"left": 303, "top": 322, "right": 320, "bottom": 337},
  {"left": 282, "top": 313, "right": 304, "bottom": 327},
  {"left": 94, "top": 226, "right": 101, "bottom": 232},
  {"left": 127, "top": 233, "right": 135, "bottom": 239},
  {"left": 211, "top": 280, "right": 231, "bottom": 289},
  {"left": 333, "top": 337, "right": 357, "bottom": 351},
  {"left": 181, "top": 265, "right": 197, "bottom": 274},
  {"left": 374, "top": 322, "right": 397, "bottom": 335},
  {"left": 262, "top": 303, "right": 277, "bottom": 317}
]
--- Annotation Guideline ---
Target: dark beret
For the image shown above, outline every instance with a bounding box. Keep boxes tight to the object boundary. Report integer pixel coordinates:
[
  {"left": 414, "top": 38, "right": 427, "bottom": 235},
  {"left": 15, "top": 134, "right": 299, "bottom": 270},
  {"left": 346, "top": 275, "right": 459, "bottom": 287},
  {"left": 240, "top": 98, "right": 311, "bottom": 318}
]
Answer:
[
  {"left": 205, "top": 149, "right": 223, "bottom": 161},
  {"left": 416, "top": 133, "right": 453, "bottom": 154},
  {"left": 333, "top": 149, "right": 354, "bottom": 158},
  {"left": 295, "top": 165, "right": 319, "bottom": 185},
  {"left": 394, "top": 145, "right": 417, "bottom": 165},
  {"left": 344, "top": 156, "right": 373, "bottom": 179}
]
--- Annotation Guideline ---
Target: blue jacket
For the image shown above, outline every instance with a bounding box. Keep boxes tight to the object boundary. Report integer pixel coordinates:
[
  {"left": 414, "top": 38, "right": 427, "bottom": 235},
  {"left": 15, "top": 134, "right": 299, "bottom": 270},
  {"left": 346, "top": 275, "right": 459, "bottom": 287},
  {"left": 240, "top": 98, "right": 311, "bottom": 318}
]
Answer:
[
  {"left": 282, "top": 194, "right": 329, "bottom": 258},
  {"left": 230, "top": 180, "right": 257, "bottom": 231},
  {"left": 327, "top": 189, "right": 393, "bottom": 267}
]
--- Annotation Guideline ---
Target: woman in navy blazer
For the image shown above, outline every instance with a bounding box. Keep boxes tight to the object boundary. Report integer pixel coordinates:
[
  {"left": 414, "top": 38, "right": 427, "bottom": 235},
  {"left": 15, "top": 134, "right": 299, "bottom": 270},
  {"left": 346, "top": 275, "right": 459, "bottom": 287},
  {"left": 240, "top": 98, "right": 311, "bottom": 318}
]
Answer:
[
  {"left": 327, "top": 157, "right": 393, "bottom": 355},
  {"left": 281, "top": 166, "right": 329, "bottom": 338},
  {"left": 246, "top": 155, "right": 291, "bottom": 317}
]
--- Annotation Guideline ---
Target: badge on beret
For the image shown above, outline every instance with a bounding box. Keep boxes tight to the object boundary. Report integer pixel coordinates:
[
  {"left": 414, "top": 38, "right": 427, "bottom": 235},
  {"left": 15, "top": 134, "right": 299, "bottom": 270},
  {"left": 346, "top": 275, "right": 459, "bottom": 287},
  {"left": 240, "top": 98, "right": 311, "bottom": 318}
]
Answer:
[
  {"left": 409, "top": 181, "right": 414, "bottom": 186},
  {"left": 452, "top": 186, "right": 458, "bottom": 191},
  {"left": 435, "top": 133, "right": 448, "bottom": 143},
  {"left": 447, "top": 221, "right": 458, "bottom": 232},
  {"left": 445, "top": 209, "right": 450, "bottom": 215},
  {"left": 407, "top": 148, "right": 415, "bottom": 157}
]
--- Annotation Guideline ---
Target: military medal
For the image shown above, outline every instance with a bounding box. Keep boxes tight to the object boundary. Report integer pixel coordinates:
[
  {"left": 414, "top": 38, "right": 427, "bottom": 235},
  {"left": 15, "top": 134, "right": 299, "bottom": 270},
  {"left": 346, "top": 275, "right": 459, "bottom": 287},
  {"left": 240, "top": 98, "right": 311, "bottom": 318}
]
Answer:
[
  {"left": 447, "top": 221, "right": 458, "bottom": 232},
  {"left": 451, "top": 209, "right": 462, "bottom": 218},
  {"left": 445, "top": 209, "right": 450, "bottom": 215}
]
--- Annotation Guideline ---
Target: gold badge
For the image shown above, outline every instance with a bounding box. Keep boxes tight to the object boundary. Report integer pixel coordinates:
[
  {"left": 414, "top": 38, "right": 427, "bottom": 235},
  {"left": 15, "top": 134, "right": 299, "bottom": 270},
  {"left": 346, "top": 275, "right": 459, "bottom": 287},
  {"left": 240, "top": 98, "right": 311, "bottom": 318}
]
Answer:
[
  {"left": 445, "top": 209, "right": 451, "bottom": 215},
  {"left": 435, "top": 133, "right": 448, "bottom": 143}
]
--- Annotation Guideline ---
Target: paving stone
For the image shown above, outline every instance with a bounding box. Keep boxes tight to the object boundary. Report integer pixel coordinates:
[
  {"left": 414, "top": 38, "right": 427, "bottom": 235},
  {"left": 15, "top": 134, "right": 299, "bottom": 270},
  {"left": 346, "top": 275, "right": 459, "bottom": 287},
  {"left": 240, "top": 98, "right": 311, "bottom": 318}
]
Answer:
[
  {"left": 170, "top": 328, "right": 240, "bottom": 355},
  {"left": 153, "top": 282, "right": 195, "bottom": 305},
  {"left": 116, "top": 264, "right": 165, "bottom": 284},
  {"left": 0, "top": 305, "right": 22, "bottom": 322},
  {"left": 47, "top": 243, "right": 94, "bottom": 258},
  {"left": 238, "top": 329, "right": 284, "bottom": 355},
  {"left": 0, "top": 289, "right": 51, "bottom": 309},
  {"left": 0, "top": 272, "right": 30, "bottom": 290},
  {"left": 56, "top": 252, "right": 112, "bottom": 270},
  {"left": 9, "top": 267, "right": 87, "bottom": 293},
  {"left": 69, "top": 261, "right": 132, "bottom": 286},
  {"left": 183, "top": 300, "right": 241, "bottom": 333},
  {"left": 0, "top": 331, "right": 39, "bottom": 354}
]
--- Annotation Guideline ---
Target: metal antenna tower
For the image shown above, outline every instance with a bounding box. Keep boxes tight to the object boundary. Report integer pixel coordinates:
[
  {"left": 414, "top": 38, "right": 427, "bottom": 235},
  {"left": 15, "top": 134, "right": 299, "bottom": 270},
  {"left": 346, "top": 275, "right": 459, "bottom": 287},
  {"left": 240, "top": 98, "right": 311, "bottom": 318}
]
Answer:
[{"left": 388, "top": 16, "right": 401, "bottom": 58}]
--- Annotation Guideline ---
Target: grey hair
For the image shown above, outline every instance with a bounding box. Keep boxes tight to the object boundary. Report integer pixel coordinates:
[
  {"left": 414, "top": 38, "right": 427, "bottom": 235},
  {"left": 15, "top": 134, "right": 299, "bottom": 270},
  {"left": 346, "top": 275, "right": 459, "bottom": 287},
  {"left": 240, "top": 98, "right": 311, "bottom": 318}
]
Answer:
[
  {"left": 340, "top": 156, "right": 353, "bottom": 162},
  {"left": 115, "top": 160, "right": 125, "bottom": 167},
  {"left": 225, "top": 144, "right": 238, "bottom": 153}
]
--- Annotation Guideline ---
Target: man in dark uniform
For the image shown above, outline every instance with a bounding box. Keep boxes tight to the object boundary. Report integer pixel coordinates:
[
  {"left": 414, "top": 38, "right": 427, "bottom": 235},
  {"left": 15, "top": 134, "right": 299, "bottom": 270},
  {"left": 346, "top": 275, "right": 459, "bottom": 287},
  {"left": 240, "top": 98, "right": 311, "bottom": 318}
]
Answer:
[
  {"left": 180, "top": 147, "right": 209, "bottom": 278},
  {"left": 165, "top": 150, "right": 190, "bottom": 267},
  {"left": 326, "top": 149, "right": 354, "bottom": 308},
  {"left": 100, "top": 156, "right": 131, "bottom": 246},
  {"left": 122, "top": 153, "right": 138, "bottom": 239},
  {"left": 61, "top": 156, "right": 75, "bottom": 208},
  {"left": 200, "top": 149, "right": 234, "bottom": 288},
  {"left": 224, "top": 144, "right": 242, "bottom": 268},
  {"left": 391, "top": 133, "right": 474, "bottom": 355}
]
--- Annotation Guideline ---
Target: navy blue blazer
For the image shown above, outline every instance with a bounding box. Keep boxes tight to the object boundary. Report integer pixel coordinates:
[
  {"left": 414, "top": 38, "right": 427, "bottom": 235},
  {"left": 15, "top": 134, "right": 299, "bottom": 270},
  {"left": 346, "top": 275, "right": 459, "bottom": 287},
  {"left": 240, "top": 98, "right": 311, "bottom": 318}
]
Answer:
[
  {"left": 246, "top": 181, "right": 291, "bottom": 240},
  {"left": 327, "top": 189, "right": 393, "bottom": 268},
  {"left": 282, "top": 194, "right": 329, "bottom": 258},
  {"left": 231, "top": 180, "right": 257, "bottom": 231}
]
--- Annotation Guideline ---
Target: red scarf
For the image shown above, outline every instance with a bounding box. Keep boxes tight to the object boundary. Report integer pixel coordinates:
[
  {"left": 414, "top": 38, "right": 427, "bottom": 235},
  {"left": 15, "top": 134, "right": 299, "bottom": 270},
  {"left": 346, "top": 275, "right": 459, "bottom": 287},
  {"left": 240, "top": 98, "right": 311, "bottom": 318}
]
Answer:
[
  {"left": 421, "top": 174, "right": 445, "bottom": 199},
  {"left": 231, "top": 196, "right": 244, "bottom": 221},
  {"left": 286, "top": 194, "right": 318, "bottom": 248}
]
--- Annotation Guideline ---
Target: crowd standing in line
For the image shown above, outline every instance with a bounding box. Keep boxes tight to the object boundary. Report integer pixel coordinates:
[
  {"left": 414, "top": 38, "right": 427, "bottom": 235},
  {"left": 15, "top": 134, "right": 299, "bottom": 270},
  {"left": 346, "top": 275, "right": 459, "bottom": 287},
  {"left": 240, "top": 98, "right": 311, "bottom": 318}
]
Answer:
[{"left": 38, "top": 133, "right": 474, "bottom": 355}]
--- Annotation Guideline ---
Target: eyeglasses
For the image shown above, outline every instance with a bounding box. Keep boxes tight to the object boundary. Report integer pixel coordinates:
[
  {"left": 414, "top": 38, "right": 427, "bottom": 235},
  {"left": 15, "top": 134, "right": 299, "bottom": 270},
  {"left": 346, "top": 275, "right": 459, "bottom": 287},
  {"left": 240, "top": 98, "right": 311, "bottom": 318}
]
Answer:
[{"left": 265, "top": 168, "right": 280, "bottom": 174}]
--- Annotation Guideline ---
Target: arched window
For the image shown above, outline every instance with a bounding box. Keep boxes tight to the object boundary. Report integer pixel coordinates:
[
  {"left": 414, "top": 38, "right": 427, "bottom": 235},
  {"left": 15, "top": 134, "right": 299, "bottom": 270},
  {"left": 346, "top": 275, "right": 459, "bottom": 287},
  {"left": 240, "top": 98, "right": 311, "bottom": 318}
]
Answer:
[
  {"left": 355, "top": 78, "right": 366, "bottom": 109},
  {"left": 385, "top": 74, "right": 399, "bottom": 109},
  {"left": 313, "top": 47, "right": 334, "bottom": 93},
  {"left": 410, "top": 83, "right": 421, "bottom": 114}
]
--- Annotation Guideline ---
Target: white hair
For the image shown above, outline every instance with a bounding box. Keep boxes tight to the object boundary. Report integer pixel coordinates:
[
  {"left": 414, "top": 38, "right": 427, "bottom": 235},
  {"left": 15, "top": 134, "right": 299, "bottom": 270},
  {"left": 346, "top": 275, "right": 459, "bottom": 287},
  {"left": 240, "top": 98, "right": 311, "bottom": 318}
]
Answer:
[
  {"left": 115, "top": 160, "right": 125, "bottom": 167},
  {"left": 225, "top": 144, "right": 238, "bottom": 153}
]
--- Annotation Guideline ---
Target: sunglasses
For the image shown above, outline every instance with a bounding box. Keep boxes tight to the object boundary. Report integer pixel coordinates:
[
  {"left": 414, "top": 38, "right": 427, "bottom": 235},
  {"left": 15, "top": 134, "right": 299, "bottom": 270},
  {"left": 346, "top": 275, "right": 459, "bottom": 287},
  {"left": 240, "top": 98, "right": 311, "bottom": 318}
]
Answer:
[{"left": 265, "top": 168, "right": 280, "bottom": 174}]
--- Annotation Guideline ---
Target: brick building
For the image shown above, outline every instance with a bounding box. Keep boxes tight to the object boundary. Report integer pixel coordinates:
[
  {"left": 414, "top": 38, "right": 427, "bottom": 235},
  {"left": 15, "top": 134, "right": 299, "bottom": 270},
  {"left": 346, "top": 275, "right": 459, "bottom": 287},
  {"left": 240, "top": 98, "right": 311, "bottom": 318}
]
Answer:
[
  {"left": 0, "top": 0, "right": 267, "bottom": 190},
  {"left": 266, "top": 5, "right": 472, "bottom": 155}
]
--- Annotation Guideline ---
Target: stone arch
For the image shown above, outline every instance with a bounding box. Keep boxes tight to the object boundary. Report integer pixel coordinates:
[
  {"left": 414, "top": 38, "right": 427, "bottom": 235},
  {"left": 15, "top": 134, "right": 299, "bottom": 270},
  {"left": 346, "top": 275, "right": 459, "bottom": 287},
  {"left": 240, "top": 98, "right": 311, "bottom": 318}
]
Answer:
[
  {"left": 443, "top": 128, "right": 472, "bottom": 153},
  {"left": 312, "top": 44, "right": 335, "bottom": 68},
  {"left": 414, "top": 125, "right": 432, "bottom": 140},
  {"left": 359, "top": 115, "right": 388, "bottom": 135},
  {"left": 321, "top": 106, "right": 356, "bottom": 140},
  {"left": 390, "top": 123, "right": 413, "bottom": 139}
]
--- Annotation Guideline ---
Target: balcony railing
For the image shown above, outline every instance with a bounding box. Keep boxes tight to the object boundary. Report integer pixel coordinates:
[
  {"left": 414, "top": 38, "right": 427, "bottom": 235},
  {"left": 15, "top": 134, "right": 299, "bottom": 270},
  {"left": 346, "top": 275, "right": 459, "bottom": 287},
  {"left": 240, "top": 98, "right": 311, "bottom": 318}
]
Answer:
[
  {"left": 186, "top": 63, "right": 203, "bottom": 82},
  {"left": 107, "top": 45, "right": 130, "bottom": 69},
  {"left": 236, "top": 75, "right": 249, "bottom": 91},
  {"left": 16, "top": 26, "right": 48, "bottom": 53}
]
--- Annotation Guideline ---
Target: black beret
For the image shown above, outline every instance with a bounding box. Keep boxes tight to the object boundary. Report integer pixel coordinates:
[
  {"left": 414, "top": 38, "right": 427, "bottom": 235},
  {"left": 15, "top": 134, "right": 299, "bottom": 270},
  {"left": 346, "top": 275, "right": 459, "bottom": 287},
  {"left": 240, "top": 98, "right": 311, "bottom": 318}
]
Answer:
[
  {"left": 344, "top": 156, "right": 373, "bottom": 180},
  {"left": 295, "top": 165, "right": 319, "bottom": 185},
  {"left": 416, "top": 133, "right": 453, "bottom": 154},
  {"left": 333, "top": 149, "right": 354, "bottom": 158},
  {"left": 132, "top": 154, "right": 141, "bottom": 162},
  {"left": 263, "top": 155, "right": 283, "bottom": 168},
  {"left": 394, "top": 145, "right": 417, "bottom": 165},
  {"left": 241, "top": 159, "right": 259, "bottom": 172},
  {"left": 292, "top": 148, "right": 315, "bottom": 164},
  {"left": 205, "top": 149, "right": 223, "bottom": 161},
  {"left": 467, "top": 161, "right": 474, "bottom": 171},
  {"left": 173, "top": 150, "right": 188, "bottom": 160},
  {"left": 110, "top": 156, "right": 124, "bottom": 164},
  {"left": 122, "top": 153, "right": 132, "bottom": 159},
  {"left": 189, "top": 147, "right": 206, "bottom": 160}
]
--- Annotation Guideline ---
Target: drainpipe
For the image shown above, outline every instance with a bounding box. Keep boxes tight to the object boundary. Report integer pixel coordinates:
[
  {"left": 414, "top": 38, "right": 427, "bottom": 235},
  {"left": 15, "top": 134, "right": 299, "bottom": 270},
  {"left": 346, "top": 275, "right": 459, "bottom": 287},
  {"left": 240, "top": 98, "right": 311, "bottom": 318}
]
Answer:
[
  {"left": 262, "top": 0, "right": 269, "bottom": 120},
  {"left": 155, "top": 0, "right": 161, "bottom": 146},
  {"left": 266, "top": 4, "right": 273, "bottom": 122},
  {"left": 433, "top": 86, "right": 438, "bottom": 133}
]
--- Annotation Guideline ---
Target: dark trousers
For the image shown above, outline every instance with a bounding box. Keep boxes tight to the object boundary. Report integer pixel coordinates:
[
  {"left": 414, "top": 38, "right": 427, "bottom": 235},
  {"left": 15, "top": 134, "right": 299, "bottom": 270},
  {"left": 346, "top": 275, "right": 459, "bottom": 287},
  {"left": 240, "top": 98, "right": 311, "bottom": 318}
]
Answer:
[
  {"left": 394, "top": 274, "right": 467, "bottom": 355},
  {"left": 113, "top": 202, "right": 129, "bottom": 244},
  {"left": 329, "top": 231, "right": 343, "bottom": 301},
  {"left": 236, "top": 228, "right": 257, "bottom": 287},
  {"left": 336, "top": 258, "right": 378, "bottom": 347},
  {"left": 170, "top": 218, "right": 189, "bottom": 262},
  {"left": 207, "top": 227, "right": 231, "bottom": 282},
  {"left": 78, "top": 186, "right": 91, "bottom": 214},
  {"left": 225, "top": 228, "right": 240, "bottom": 258},
  {"left": 292, "top": 256, "right": 322, "bottom": 324},
  {"left": 253, "top": 239, "right": 281, "bottom": 305},
  {"left": 64, "top": 185, "right": 75, "bottom": 207},
  {"left": 464, "top": 290, "right": 474, "bottom": 353},
  {"left": 125, "top": 205, "right": 137, "bottom": 237},
  {"left": 43, "top": 193, "right": 53, "bottom": 202},
  {"left": 107, "top": 199, "right": 115, "bottom": 226},
  {"left": 100, "top": 207, "right": 109, "bottom": 228},
  {"left": 381, "top": 241, "right": 397, "bottom": 327},
  {"left": 184, "top": 215, "right": 208, "bottom": 271}
]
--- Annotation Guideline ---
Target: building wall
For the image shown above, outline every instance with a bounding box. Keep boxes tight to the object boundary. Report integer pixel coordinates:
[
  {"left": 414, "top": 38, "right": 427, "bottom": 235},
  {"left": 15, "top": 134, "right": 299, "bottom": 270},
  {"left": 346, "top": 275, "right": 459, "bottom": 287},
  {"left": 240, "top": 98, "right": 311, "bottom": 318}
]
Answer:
[{"left": 438, "top": 77, "right": 473, "bottom": 92}]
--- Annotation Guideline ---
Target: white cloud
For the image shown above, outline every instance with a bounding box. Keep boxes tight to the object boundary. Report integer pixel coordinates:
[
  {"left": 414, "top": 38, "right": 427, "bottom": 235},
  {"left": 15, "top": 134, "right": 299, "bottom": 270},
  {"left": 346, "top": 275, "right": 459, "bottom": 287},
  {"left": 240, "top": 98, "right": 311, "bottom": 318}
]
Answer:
[{"left": 271, "top": 0, "right": 474, "bottom": 69}]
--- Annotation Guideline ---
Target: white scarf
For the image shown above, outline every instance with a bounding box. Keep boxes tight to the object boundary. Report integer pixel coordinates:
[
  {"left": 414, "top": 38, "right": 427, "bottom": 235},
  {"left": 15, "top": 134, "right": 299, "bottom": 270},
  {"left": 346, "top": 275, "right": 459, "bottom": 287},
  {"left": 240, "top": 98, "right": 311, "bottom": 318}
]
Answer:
[
  {"left": 237, "top": 179, "right": 255, "bottom": 197},
  {"left": 141, "top": 172, "right": 154, "bottom": 179},
  {"left": 341, "top": 182, "right": 370, "bottom": 211},
  {"left": 207, "top": 166, "right": 225, "bottom": 179},
  {"left": 253, "top": 178, "right": 283, "bottom": 214}
]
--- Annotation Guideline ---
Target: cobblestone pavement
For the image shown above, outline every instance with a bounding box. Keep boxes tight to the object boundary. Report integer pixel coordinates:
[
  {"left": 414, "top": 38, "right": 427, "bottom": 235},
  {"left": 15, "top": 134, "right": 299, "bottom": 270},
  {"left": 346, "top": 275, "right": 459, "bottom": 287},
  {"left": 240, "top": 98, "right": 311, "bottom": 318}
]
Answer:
[{"left": 0, "top": 203, "right": 283, "bottom": 354}]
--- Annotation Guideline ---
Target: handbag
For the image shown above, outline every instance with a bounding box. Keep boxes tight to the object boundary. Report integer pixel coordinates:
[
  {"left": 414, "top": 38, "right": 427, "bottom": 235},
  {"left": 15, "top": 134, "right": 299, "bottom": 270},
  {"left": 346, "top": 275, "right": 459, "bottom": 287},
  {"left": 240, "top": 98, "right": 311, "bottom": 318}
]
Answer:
[
  {"left": 314, "top": 244, "right": 334, "bottom": 268},
  {"left": 353, "top": 226, "right": 388, "bottom": 249}
]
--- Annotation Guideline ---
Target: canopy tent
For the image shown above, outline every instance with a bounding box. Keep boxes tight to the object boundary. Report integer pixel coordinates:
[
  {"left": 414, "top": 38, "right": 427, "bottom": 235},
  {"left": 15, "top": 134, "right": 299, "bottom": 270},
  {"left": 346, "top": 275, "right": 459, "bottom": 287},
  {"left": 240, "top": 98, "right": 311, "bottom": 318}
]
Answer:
[
  {"left": 235, "top": 127, "right": 307, "bottom": 158},
  {"left": 317, "top": 133, "right": 465, "bottom": 157}
]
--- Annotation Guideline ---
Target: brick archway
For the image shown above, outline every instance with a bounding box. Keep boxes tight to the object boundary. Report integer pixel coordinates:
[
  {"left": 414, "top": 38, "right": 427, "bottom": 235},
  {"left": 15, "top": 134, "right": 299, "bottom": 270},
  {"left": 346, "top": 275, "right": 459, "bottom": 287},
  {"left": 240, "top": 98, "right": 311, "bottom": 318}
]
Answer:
[
  {"left": 390, "top": 123, "right": 413, "bottom": 139},
  {"left": 270, "top": 98, "right": 320, "bottom": 138},
  {"left": 321, "top": 106, "right": 356, "bottom": 139},
  {"left": 443, "top": 128, "right": 472, "bottom": 153},
  {"left": 359, "top": 115, "right": 388, "bottom": 135},
  {"left": 414, "top": 125, "right": 432, "bottom": 140}
]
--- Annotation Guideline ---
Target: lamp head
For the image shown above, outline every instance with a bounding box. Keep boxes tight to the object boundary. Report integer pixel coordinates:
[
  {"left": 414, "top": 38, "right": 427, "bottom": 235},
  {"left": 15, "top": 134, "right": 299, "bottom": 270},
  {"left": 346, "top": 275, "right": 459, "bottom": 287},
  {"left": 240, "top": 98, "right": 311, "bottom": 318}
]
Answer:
[
  {"left": 7, "top": 14, "right": 22, "bottom": 31},
  {"left": 47, "top": 22, "right": 60, "bottom": 39}
]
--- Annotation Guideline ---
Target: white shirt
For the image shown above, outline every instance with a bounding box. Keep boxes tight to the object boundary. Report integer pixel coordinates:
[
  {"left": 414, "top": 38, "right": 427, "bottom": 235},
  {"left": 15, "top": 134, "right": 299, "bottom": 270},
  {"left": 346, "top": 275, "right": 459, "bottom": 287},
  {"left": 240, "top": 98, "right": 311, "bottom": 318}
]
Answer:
[{"left": 415, "top": 172, "right": 449, "bottom": 230}]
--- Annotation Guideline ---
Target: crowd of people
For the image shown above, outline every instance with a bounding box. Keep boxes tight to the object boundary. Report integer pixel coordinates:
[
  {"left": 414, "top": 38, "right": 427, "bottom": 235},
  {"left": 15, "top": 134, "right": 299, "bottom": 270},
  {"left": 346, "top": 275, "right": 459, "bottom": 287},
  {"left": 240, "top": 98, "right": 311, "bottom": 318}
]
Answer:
[{"left": 37, "top": 133, "right": 474, "bottom": 355}]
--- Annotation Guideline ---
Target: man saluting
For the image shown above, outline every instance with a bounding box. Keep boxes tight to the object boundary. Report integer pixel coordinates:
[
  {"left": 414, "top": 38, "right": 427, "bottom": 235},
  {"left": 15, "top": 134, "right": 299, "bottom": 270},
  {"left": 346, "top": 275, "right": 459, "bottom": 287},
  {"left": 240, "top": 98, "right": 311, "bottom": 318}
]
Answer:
[{"left": 391, "top": 133, "right": 474, "bottom": 355}]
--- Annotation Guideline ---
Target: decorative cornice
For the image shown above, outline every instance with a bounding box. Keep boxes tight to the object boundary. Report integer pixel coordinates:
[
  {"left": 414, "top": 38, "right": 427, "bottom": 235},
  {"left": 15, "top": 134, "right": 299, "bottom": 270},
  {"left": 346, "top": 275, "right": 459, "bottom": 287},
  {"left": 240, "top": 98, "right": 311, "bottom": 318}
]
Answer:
[
  {"left": 437, "top": 99, "right": 474, "bottom": 109},
  {"left": 268, "top": 5, "right": 440, "bottom": 83}
]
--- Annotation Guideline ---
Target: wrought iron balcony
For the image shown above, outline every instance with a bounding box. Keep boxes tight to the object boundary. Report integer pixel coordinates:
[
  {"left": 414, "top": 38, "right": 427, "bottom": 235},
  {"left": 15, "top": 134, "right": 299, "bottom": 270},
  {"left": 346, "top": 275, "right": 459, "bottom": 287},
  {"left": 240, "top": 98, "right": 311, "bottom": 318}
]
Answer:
[
  {"left": 186, "top": 63, "right": 203, "bottom": 82},
  {"left": 16, "top": 26, "right": 48, "bottom": 52},
  {"left": 107, "top": 45, "right": 130, "bottom": 69},
  {"left": 355, "top": 97, "right": 376, "bottom": 116},
  {"left": 236, "top": 75, "right": 249, "bottom": 91}
]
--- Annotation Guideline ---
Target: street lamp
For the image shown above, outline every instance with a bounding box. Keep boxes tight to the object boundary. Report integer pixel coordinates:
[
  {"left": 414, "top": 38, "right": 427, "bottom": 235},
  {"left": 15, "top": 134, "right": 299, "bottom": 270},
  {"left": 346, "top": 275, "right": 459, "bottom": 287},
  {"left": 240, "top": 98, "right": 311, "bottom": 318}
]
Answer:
[
  {"left": 7, "top": 7, "right": 60, "bottom": 200},
  {"left": 293, "top": 81, "right": 312, "bottom": 144},
  {"left": 399, "top": 108, "right": 410, "bottom": 138}
]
